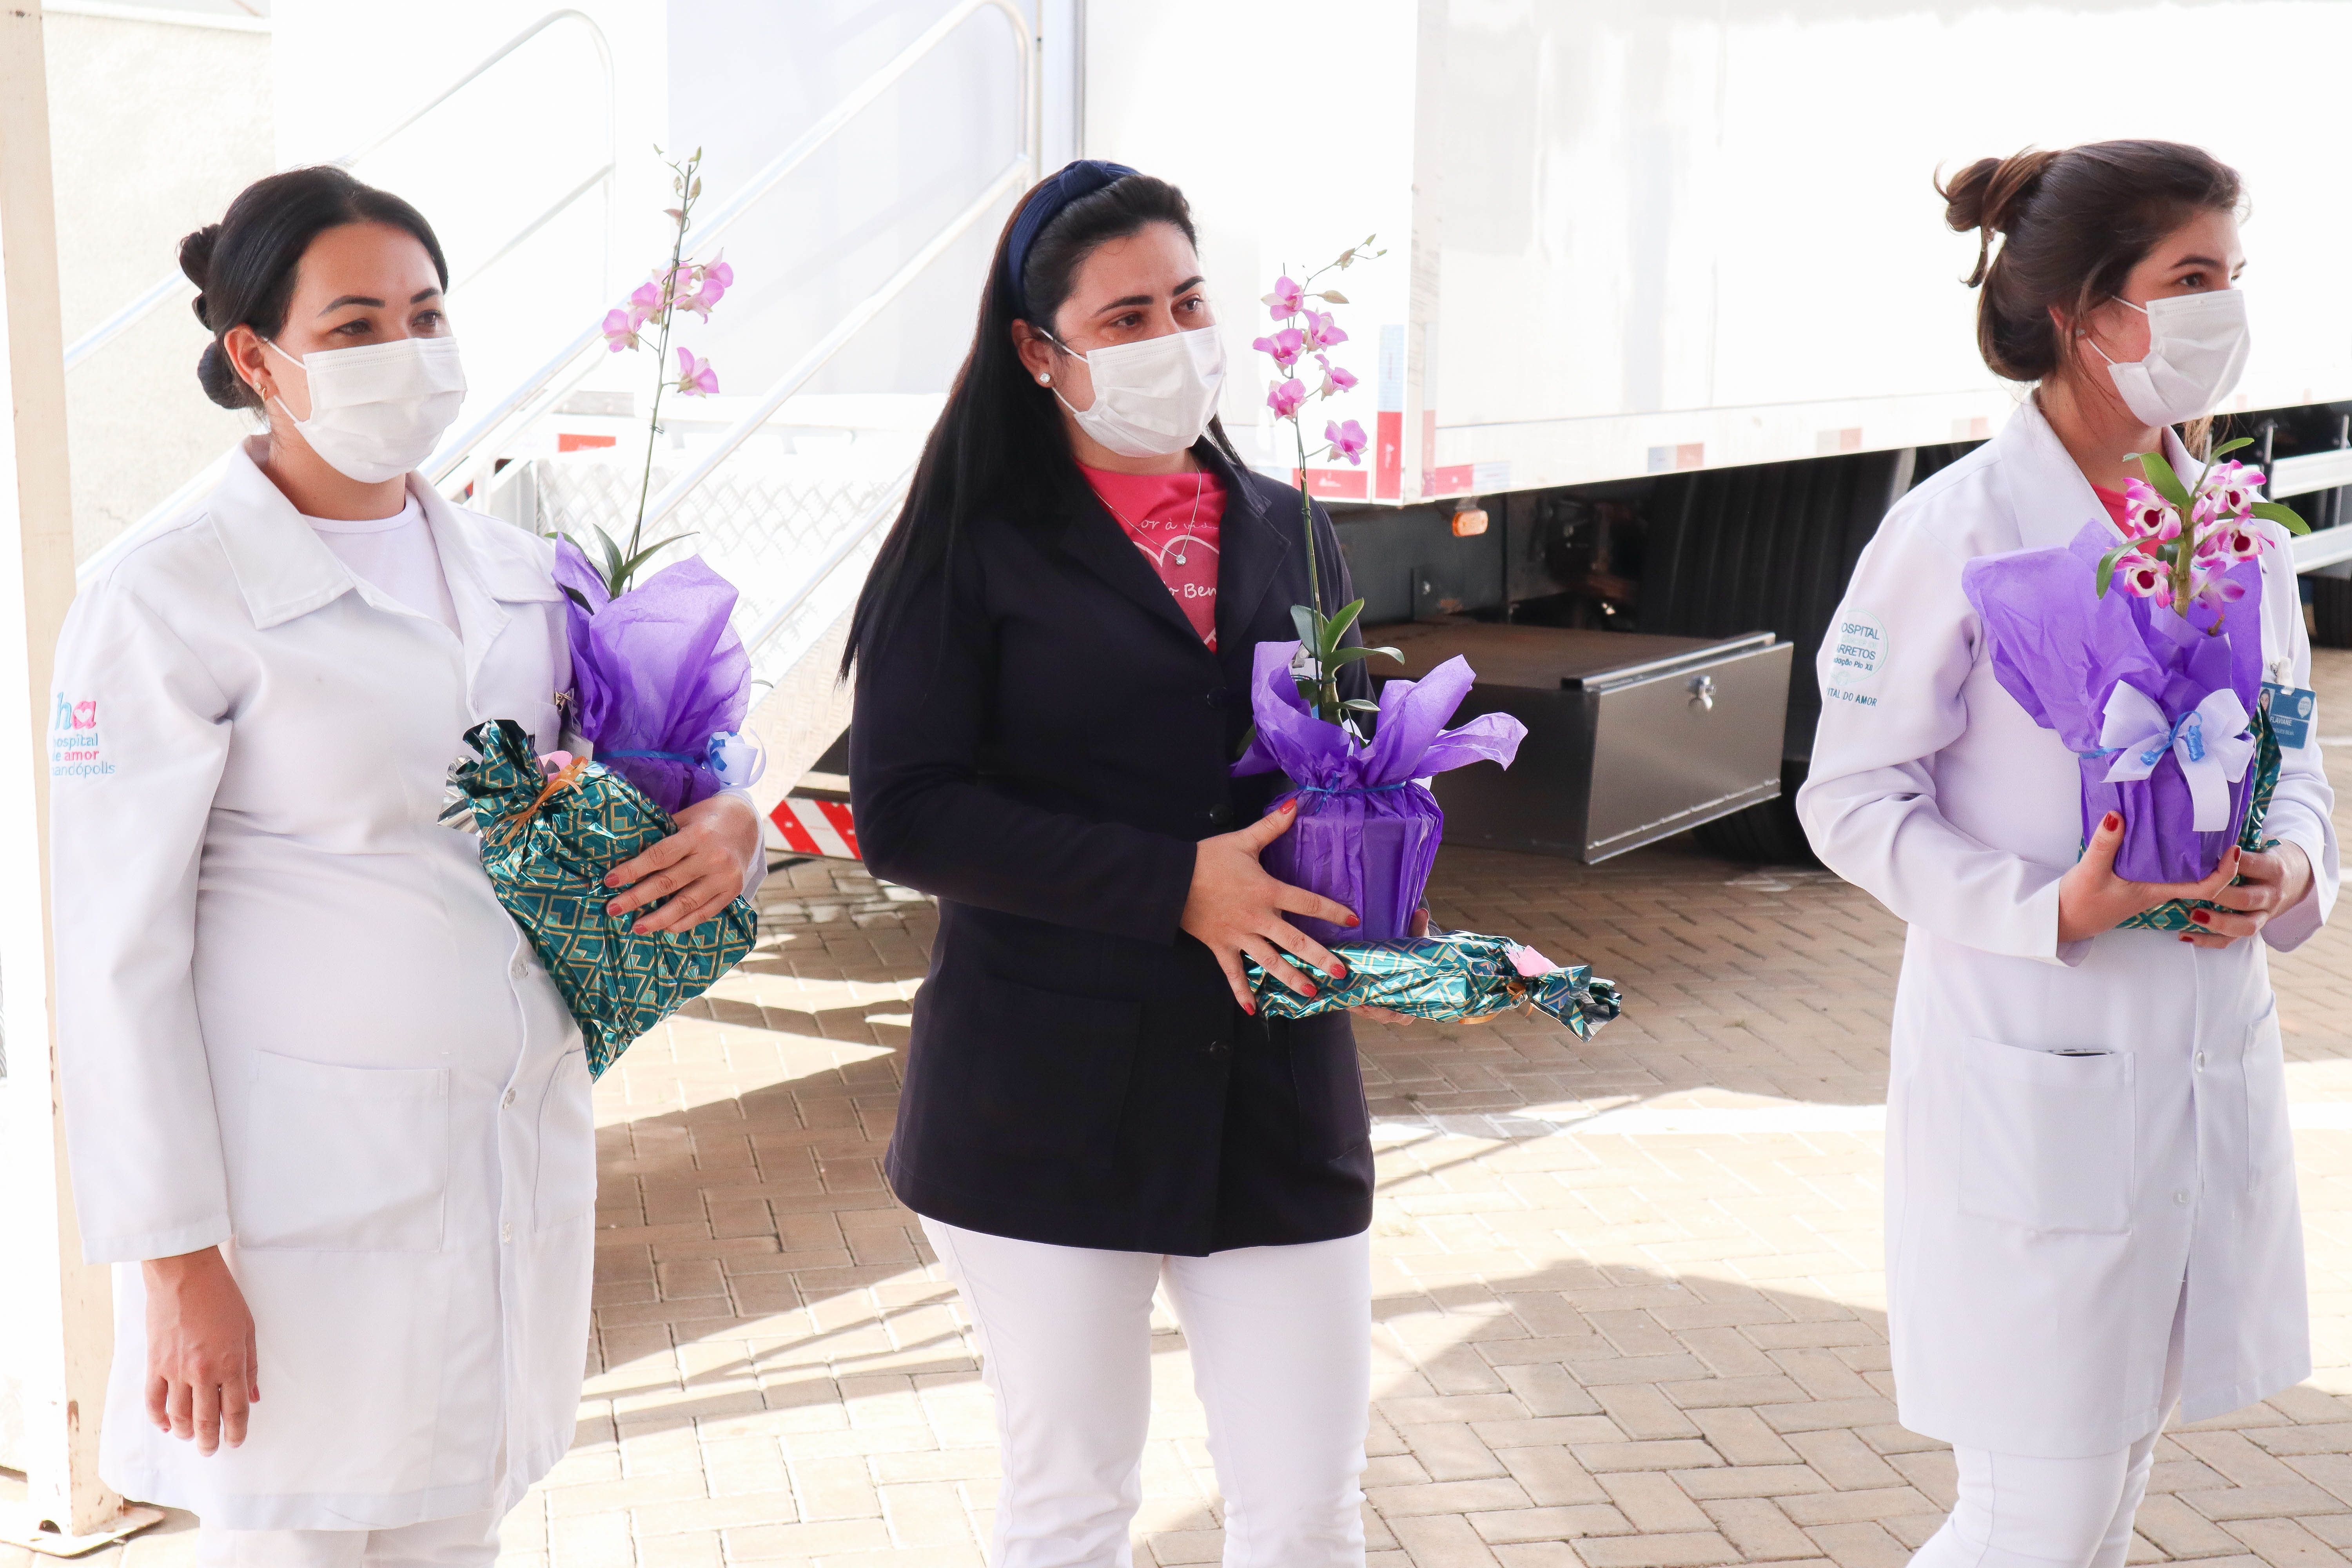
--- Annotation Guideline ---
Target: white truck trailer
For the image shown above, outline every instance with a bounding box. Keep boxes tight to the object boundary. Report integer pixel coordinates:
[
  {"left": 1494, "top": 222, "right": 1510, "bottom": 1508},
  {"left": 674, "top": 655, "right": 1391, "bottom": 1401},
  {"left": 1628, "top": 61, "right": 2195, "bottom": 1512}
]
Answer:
[{"left": 1088, "top": 0, "right": 2352, "bottom": 862}]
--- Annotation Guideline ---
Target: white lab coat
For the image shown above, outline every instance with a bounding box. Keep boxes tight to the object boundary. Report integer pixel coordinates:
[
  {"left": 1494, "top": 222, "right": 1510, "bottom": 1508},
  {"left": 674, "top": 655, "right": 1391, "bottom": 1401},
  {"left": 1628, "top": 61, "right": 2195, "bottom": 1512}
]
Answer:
[
  {"left": 1798, "top": 398, "right": 2339, "bottom": 1457},
  {"left": 49, "top": 437, "right": 594, "bottom": 1529}
]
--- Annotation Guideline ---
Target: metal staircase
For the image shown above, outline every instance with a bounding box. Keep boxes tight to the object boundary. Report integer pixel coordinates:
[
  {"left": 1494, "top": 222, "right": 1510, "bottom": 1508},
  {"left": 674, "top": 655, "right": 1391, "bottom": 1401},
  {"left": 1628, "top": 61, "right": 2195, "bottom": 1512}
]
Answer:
[{"left": 69, "top": 0, "right": 1040, "bottom": 798}]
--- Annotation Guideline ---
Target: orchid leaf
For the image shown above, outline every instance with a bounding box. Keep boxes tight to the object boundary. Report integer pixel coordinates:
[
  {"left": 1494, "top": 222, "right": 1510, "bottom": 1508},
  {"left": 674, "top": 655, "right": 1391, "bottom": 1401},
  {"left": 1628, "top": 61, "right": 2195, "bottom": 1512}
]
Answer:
[
  {"left": 2252, "top": 500, "right": 2311, "bottom": 535},
  {"left": 1341, "top": 698, "right": 1380, "bottom": 714},
  {"left": 1291, "top": 603, "right": 1318, "bottom": 648},
  {"left": 1325, "top": 644, "right": 1403, "bottom": 667},
  {"left": 2133, "top": 450, "right": 2194, "bottom": 511},
  {"left": 1322, "top": 597, "right": 1366, "bottom": 653},
  {"left": 1232, "top": 720, "right": 1257, "bottom": 760},
  {"left": 2210, "top": 436, "right": 2254, "bottom": 458},
  {"left": 560, "top": 584, "right": 597, "bottom": 617}
]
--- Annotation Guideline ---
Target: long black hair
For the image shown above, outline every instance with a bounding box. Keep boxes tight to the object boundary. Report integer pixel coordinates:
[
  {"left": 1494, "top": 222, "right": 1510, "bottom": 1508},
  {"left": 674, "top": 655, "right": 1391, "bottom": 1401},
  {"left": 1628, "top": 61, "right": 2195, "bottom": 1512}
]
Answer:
[
  {"left": 841, "top": 170, "right": 1237, "bottom": 676},
  {"left": 179, "top": 165, "right": 450, "bottom": 412}
]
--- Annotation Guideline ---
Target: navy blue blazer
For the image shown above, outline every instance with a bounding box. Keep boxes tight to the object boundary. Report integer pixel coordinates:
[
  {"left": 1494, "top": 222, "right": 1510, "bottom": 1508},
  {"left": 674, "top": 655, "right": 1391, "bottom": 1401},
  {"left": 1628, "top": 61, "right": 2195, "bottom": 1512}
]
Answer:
[{"left": 849, "top": 443, "right": 1375, "bottom": 1255}]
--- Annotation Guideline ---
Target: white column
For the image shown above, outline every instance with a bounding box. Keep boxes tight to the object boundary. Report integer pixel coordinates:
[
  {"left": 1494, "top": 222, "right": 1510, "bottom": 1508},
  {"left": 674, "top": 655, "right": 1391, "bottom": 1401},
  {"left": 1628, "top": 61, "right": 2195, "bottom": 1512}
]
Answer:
[{"left": 0, "top": 0, "right": 135, "bottom": 1544}]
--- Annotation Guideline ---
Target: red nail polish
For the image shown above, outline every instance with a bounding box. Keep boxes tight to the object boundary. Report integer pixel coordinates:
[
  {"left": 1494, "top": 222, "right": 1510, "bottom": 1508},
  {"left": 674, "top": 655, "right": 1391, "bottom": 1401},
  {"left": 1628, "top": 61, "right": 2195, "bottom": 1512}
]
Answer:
[
  {"left": 1302, "top": 985, "right": 1318, "bottom": 998},
  {"left": 1344, "top": 914, "right": 1361, "bottom": 928},
  {"left": 1243, "top": 1000, "right": 1256, "bottom": 1016},
  {"left": 2103, "top": 812, "right": 2121, "bottom": 832}
]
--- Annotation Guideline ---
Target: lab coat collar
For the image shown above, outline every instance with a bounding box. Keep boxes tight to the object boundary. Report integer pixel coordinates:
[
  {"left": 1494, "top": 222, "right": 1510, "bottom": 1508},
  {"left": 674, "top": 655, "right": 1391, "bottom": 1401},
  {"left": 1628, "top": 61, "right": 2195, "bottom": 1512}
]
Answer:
[
  {"left": 211, "top": 442, "right": 562, "bottom": 710},
  {"left": 1994, "top": 394, "right": 2198, "bottom": 553}
]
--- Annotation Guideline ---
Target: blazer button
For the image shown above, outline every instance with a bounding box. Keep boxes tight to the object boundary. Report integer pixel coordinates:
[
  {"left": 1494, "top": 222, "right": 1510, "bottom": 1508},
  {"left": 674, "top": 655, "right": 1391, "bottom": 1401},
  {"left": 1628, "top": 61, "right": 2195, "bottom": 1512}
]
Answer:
[
  {"left": 1204, "top": 688, "right": 1228, "bottom": 709},
  {"left": 1207, "top": 1040, "right": 1230, "bottom": 1058},
  {"left": 1206, "top": 802, "right": 1234, "bottom": 828}
]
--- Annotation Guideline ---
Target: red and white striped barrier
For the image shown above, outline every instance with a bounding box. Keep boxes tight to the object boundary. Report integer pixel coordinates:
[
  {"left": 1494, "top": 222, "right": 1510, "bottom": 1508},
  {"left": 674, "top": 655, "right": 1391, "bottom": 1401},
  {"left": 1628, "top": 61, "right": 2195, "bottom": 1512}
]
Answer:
[{"left": 769, "top": 795, "right": 860, "bottom": 860}]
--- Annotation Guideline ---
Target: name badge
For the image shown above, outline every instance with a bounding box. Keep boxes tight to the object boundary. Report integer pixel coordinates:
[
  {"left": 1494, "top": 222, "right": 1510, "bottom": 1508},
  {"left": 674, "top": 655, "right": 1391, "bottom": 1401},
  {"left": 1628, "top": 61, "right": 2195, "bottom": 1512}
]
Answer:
[{"left": 2262, "top": 681, "right": 2317, "bottom": 750}]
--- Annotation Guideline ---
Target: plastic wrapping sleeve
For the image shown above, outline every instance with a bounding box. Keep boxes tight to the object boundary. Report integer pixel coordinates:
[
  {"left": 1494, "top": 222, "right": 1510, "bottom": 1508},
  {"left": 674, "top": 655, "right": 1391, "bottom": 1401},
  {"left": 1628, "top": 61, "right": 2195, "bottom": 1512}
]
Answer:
[
  {"left": 450, "top": 718, "right": 755, "bottom": 1077},
  {"left": 1232, "top": 641, "right": 1527, "bottom": 942},
  {"left": 1961, "top": 518, "right": 2263, "bottom": 885},
  {"left": 1246, "top": 930, "right": 1622, "bottom": 1040},
  {"left": 2115, "top": 701, "right": 2284, "bottom": 932},
  {"left": 554, "top": 537, "right": 751, "bottom": 815}
]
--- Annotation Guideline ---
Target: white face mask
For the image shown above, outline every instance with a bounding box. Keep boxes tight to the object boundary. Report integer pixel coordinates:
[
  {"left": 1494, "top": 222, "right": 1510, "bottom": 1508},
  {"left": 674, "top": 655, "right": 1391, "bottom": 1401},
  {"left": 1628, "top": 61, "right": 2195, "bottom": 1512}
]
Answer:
[
  {"left": 2087, "top": 289, "right": 2249, "bottom": 427},
  {"left": 263, "top": 335, "right": 468, "bottom": 483},
  {"left": 1047, "top": 325, "right": 1225, "bottom": 458}
]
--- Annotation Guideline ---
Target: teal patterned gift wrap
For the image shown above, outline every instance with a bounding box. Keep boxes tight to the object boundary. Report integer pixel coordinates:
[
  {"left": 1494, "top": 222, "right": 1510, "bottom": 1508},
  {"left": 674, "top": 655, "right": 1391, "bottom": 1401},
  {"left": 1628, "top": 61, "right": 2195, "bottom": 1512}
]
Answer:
[
  {"left": 450, "top": 719, "right": 756, "bottom": 1077},
  {"left": 1248, "top": 931, "right": 1622, "bottom": 1039}
]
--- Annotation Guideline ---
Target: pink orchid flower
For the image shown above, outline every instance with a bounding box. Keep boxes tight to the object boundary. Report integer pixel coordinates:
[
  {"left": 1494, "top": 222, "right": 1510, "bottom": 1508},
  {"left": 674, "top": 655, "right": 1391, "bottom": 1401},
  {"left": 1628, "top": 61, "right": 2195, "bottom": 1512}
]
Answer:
[
  {"left": 601, "top": 307, "right": 643, "bottom": 352},
  {"left": 2209, "top": 524, "right": 2265, "bottom": 562},
  {"left": 1266, "top": 377, "right": 1308, "bottom": 420},
  {"left": 1302, "top": 310, "right": 1348, "bottom": 351},
  {"left": 629, "top": 279, "right": 665, "bottom": 325},
  {"left": 2116, "top": 555, "right": 2169, "bottom": 600},
  {"left": 2207, "top": 461, "right": 2264, "bottom": 518},
  {"left": 1253, "top": 327, "right": 1306, "bottom": 371},
  {"left": 1324, "top": 417, "right": 1369, "bottom": 466},
  {"left": 1261, "top": 275, "right": 1304, "bottom": 320},
  {"left": 1315, "top": 353, "right": 1358, "bottom": 396},
  {"left": 673, "top": 346, "right": 719, "bottom": 396}
]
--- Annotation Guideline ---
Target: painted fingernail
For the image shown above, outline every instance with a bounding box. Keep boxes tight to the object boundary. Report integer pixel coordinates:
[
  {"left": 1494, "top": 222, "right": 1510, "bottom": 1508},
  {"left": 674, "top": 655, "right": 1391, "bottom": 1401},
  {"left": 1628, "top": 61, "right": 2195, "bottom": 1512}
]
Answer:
[
  {"left": 2103, "top": 812, "right": 2122, "bottom": 832},
  {"left": 1243, "top": 1000, "right": 1256, "bottom": 1016},
  {"left": 2191, "top": 909, "right": 2211, "bottom": 924},
  {"left": 1344, "top": 914, "right": 1361, "bottom": 927},
  {"left": 1301, "top": 984, "right": 1318, "bottom": 998},
  {"left": 2180, "top": 935, "right": 2194, "bottom": 943}
]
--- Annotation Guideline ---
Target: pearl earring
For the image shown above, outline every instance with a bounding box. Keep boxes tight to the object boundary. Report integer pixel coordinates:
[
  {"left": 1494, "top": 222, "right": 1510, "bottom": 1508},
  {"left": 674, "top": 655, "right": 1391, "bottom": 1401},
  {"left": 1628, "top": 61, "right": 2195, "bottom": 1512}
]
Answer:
[{"left": 1039, "top": 374, "right": 1051, "bottom": 386}]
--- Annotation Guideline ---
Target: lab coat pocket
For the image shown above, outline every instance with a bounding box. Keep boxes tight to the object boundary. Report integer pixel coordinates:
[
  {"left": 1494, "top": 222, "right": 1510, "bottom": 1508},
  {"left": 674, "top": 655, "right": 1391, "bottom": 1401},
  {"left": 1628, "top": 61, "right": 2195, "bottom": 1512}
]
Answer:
[
  {"left": 534, "top": 1048, "right": 599, "bottom": 1230},
  {"left": 236, "top": 1051, "right": 450, "bottom": 1252},
  {"left": 2245, "top": 997, "right": 2290, "bottom": 1191},
  {"left": 1958, "top": 1036, "right": 2134, "bottom": 1234}
]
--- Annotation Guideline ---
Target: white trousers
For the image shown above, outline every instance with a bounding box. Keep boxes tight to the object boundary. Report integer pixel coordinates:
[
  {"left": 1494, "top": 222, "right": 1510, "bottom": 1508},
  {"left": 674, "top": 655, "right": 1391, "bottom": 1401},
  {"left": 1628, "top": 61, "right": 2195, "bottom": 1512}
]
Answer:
[
  {"left": 1909, "top": 1287, "right": 2188, "bottom": 1568},
  {"left": 194, "top": 1508, "right": 503, "bottom": 1568},
  {"left": 922, "top": 1218, "right": 1371, "bottom": 1568}
]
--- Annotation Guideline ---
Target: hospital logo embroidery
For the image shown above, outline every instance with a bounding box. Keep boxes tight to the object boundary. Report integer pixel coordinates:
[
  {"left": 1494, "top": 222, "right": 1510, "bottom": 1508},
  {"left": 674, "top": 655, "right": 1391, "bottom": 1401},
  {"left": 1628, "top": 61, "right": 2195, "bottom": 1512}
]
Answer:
[
  {"left": 1825, "top": 611, "right": 1886, "bottom": 708},
  {"left": 49, "top": 693, "right": 112, "bottom": 778}
]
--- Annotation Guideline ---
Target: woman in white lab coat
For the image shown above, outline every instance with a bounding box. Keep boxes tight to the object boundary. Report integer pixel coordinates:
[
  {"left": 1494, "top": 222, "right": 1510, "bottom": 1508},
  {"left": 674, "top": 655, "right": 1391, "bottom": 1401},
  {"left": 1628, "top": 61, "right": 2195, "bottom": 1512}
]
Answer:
[
  {"left": 1798, "top": 141, "right": 2337, "bottom": 1568},
  {"left": 49, "top": 167, "right": 763, "bottom": 1566}
]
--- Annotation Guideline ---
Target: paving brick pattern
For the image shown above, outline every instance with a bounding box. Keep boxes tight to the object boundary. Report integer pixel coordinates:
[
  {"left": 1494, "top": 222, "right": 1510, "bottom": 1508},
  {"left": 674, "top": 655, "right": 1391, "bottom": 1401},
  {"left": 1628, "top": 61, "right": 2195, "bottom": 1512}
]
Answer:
[{"left": 20, "top": 652, "right": 2352, "bottom": 1568}]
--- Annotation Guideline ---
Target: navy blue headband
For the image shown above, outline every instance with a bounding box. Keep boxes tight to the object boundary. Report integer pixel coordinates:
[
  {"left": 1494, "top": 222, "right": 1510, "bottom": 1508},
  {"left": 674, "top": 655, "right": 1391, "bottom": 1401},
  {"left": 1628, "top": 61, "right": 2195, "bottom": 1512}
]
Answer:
[{"left": 1005, "top": 158, "right": 1140, "bottom": 318}]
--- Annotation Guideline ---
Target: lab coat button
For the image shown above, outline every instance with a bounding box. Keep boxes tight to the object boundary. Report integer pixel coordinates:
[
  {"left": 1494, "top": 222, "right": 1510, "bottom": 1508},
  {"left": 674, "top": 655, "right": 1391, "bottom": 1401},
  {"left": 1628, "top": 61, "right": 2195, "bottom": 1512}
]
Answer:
[
  {"left": 2195, "top": 1051, "right": 2208, "bottom": 1071},
  {"left": 501, "top": 1088, "right": 516, "bottom": 1109},
  {"left": 2173, "top": 1190, "right": 2192, "bottom": 1207},
  {"left": 501, "top": 1221, "right": 514, "bottom": 1242}
]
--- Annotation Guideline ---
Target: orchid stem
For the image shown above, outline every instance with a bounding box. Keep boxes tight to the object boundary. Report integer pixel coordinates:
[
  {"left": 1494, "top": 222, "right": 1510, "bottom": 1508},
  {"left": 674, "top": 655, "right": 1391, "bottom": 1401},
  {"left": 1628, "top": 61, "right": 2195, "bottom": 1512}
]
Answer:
[{"left": 627, "top": 151, "right": 697, "bottom": 593}]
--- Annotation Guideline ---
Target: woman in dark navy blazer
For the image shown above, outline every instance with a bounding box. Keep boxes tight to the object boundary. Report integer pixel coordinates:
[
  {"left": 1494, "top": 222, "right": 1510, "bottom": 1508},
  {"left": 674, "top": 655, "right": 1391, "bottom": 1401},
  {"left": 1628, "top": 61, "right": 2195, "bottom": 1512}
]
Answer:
[{"left": 847, "top": 162, "right": 1381, "bottom": 1568}]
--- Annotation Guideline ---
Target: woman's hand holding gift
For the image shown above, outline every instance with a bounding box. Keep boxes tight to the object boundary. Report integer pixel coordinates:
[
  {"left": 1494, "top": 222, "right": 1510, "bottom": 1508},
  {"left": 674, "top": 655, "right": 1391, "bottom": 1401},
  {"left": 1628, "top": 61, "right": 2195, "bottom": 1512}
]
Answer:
[
  {"left": 606, "top": 791, "right": 764, "bottom": 934},
  {"left": 2059, "top": 810, "right": 2244, "bottom": 942},
  {"left": 1184, "top": 798, "right": 1361, "bottom": 1012},
  {"left": 2181, "top": 840, "right": 2314, "bottom": 949}
]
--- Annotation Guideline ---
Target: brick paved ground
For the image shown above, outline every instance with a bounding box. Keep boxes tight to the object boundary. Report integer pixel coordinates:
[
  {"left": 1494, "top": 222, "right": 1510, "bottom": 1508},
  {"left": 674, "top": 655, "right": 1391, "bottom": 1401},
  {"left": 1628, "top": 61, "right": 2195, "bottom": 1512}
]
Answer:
[{"left": 19, "top": 652, "right": 2352, "bottom": 1568}]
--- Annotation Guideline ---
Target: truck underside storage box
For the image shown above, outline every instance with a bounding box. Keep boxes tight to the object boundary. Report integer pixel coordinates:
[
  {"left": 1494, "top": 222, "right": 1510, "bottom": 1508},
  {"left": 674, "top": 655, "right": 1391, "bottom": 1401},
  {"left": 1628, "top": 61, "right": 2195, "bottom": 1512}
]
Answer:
[{"left": 1376, "top": 622, "right": 1792, "bottom": 864}]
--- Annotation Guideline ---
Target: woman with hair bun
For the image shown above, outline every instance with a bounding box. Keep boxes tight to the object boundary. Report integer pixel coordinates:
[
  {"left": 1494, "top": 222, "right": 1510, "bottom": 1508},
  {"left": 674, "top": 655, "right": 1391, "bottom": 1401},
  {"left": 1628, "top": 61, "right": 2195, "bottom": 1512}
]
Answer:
[
  {"left": 1799, "top": 142, "right": 2336, "bottom": 1566},
  {"left": 49, "top": 167, "right": 762, "bottom": 1566}
]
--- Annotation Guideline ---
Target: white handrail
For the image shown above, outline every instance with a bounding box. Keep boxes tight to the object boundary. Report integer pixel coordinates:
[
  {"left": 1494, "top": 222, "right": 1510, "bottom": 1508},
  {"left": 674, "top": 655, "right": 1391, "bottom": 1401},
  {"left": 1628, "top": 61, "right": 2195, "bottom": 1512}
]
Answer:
[
  {"left": 742, "top": 468, "right": 917, "bottom": 658},
  {"left": 639, "top": 158, "right": 1027, "bottom": 533},
  {"left": 62, "top": 8, "right": 614, "bottom": 373},
  {"left": 425, "top": 0, "right": 1034, "bottom": 499}
]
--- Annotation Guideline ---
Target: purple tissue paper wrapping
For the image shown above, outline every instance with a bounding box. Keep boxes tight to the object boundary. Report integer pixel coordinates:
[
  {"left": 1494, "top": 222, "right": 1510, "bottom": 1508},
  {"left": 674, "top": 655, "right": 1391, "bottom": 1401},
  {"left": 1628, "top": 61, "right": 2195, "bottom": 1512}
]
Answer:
[
  {"left": 555, "top": 538, "right": 751, "bottom": 815},
  {"left": 1233, "top": 640, "right": 1527, "bottom": 944},
  {"left": 1960, "top": 517, "right": 2263, "bottom": 885}
]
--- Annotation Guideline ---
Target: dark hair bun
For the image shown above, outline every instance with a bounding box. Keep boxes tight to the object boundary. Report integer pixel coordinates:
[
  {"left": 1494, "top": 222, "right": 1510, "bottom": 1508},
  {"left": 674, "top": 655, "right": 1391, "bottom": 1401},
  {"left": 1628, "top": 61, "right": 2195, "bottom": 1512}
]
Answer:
[
  {"left": 1938, "top": 150, "right": 2059, "bottom": 287},
  {"left": 195, "top": 342, "right": 250, "bottom": 412},
  {"left": 180, "top": 223, "right": 221, "bottom": 328}
]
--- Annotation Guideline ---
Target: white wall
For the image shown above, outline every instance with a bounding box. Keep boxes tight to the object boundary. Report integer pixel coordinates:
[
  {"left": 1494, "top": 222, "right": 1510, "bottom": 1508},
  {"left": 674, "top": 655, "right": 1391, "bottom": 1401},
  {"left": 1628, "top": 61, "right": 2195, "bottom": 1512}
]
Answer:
[{"left": 47, "top": 7, "right": 272, "bottom": 560}]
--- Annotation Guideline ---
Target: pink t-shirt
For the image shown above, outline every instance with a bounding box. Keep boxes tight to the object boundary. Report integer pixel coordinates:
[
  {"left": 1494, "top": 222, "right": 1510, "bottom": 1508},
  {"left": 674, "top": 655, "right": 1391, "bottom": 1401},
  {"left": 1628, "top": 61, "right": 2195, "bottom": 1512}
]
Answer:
[
  {"left": 2092, "top": 484, "right": 2131, "bottom": 528},
  {"left": 1082, "top": 464, "right": 1227, "bottom": 648}
]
